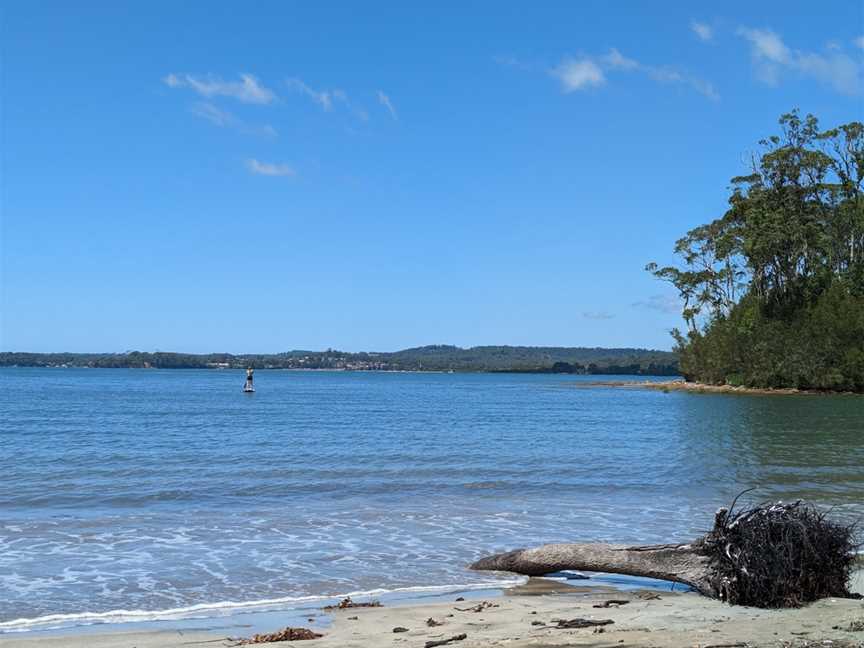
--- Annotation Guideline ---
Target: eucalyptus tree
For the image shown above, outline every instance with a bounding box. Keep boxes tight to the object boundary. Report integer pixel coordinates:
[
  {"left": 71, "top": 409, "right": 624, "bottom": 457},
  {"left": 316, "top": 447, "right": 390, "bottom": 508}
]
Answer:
[{"left": 647, "top": 111, "right": 864, "bottom": 389}]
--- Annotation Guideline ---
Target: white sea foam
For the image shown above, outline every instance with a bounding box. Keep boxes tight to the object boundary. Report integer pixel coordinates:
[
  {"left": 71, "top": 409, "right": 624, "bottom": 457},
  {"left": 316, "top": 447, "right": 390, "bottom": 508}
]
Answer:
[{"left": 0, "top": 579, "right": 527, "bottom": 633}]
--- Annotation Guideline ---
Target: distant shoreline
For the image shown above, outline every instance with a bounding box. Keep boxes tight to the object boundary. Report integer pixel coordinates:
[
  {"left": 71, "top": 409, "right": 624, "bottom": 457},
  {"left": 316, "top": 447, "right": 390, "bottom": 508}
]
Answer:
[
  {"left": 0, "top": 346, "right": 680, "bottom": 375},
  {"left": 0, "top": 365, "right": 682, "bottom": 378}
]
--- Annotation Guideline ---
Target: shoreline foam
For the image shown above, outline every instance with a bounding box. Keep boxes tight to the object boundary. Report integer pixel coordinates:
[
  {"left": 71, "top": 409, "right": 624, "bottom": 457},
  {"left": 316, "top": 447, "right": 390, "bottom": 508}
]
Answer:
[
  {"left": 0, "top": 579, "right": 527, "bottom": 635},
  {"left": 1, "top": 573, "right": 861, "bottom": 648}
]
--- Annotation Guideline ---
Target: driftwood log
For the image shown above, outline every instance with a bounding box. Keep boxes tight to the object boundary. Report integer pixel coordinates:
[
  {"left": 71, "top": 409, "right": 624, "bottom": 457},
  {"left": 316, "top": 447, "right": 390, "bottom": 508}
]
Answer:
[
  {"left": 471, "top": 500, "right": 860, "bottom": 608},
  {"left": 473, "top": 542, "right": 713, "bottom": 593}
]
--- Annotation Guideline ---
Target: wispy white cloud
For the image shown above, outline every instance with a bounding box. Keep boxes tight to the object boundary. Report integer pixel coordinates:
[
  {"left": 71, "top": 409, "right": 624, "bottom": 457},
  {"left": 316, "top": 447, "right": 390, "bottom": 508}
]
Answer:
[
  {"left": 190, "top": 102, "right": 277, "bottom": 137},
  {"left": 252, "top": 124, "right": 279, "bottom": 138},
  {"left": 376, "top": 90, "right": 398, "bottom": 120},
  {"left": 494, "top": 55, "right": 531, "bottom": 70},
  {"left": 691, "top": 21, "right": 713, "bottom": 42},
  {"left": 551, "top": 58, "right": 606, "bottom": 92},
  {"left": 686, "top": 77, "right": 721, "bottom": 100},
  {"left": 285, "top": 80, "right": 375, "bottom": 124},
  {"left": 737, "top": 27, "right": 790, "bottom": 85},
  {"left": 246, "top": 159, "right": 295, "bottom": 177},
  {"left": 582, "top": 311, "right": 615, "bottom": 320},
  {"left": 612, "top": 48, "right": 719, "bottom": 99},
  {"left": 795, "top": 52, "right": 862, "bottom": 94},
  {"left": 855, "top": 35, "right": 864, "bottom": 50},
  {"left": 163, "top": 73, "right": 275, "bottom": 104},
  {"left": 285, "top": 78, "right": 347, "bottom": 111},
  {"left": 191, "top": 102, "right": 233, "bottom": 127},
  {"left": 632, "top": 294, "right": 680, "bottom": 314},
  {"left": 603, "top": 48, "right": 639, "bottom": 71},
  {"left": 738, "top": 27, "right": 862, "bottom": 94},
  {"left": 554, "top": 48, "right": 718, "bottom": 100}
]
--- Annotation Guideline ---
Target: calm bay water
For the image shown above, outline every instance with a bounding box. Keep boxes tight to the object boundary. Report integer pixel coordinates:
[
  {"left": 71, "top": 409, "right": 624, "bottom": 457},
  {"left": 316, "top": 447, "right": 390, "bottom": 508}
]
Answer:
[{"left": 0, "top": 368, "right": 862, "bottom": 631}]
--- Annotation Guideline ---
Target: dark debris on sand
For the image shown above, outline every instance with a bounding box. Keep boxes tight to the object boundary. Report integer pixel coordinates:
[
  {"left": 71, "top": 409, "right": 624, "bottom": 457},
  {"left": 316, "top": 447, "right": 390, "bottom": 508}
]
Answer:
[
  {"left": 454, "top": 600, "right": 498, "bottom": 612},
  {"left": 593, "top": 599, "right": 629, "bottom": 608},
  {"left": 323, "top": 596, "right": 382, "bottom": 610},
  {"left": 237, "top": 627, "right": 322, "bottom": 643},
  {"left": 424, "top": 633, "right": 467, "bottom": 648},
  {"left": 552, "top": 618, "right": 614, "bottom": 629}
]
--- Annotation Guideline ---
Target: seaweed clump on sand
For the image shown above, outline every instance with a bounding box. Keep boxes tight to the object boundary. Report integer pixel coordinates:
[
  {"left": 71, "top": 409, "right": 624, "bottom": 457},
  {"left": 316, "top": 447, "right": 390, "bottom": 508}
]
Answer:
[
  {"left": 238, "top": 627, "right": 322, "bottom": 644},
  {"left": 700, "top": 498, "right": 860, "bottom": 608}
]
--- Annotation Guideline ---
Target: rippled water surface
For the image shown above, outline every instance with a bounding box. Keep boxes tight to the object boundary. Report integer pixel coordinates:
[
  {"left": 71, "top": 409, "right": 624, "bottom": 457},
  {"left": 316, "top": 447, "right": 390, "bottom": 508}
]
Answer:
[{"left": 1, "top": 368, "right": 861, "bottom": 628}]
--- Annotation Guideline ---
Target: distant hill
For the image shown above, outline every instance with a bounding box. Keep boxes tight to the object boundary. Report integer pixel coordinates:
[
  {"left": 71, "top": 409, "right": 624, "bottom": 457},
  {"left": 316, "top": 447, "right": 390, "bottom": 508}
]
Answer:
[
  {"left": 384, "top": 345, "right": 678, "bottom": 374},
  {"left": 0, "top": 346, "right": 678, "bottom": 375}
]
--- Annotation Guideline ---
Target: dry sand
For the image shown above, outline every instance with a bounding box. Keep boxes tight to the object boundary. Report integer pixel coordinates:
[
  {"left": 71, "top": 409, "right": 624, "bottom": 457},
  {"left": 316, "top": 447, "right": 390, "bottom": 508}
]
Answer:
[{"left": 2, "top": 574, "right": 861, "bottom": 648}]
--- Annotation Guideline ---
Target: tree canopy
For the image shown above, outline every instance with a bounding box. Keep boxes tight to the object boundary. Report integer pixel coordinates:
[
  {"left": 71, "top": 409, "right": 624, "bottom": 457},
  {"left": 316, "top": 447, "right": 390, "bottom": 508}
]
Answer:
[{"left": 648, "top": 111, "right": 864, "bottom": 391}]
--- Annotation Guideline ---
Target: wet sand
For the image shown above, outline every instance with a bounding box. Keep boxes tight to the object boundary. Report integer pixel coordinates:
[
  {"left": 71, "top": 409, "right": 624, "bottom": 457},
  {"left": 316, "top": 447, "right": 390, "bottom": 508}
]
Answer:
[{"left": 2, "top": 573, "right": 861, "bottom": 648}]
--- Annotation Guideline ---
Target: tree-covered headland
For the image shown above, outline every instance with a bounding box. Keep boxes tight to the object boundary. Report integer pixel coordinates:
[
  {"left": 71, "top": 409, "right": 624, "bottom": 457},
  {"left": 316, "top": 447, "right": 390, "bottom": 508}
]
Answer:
[{"left": 648, "top": 111, "right": 863, "bottom": 391}]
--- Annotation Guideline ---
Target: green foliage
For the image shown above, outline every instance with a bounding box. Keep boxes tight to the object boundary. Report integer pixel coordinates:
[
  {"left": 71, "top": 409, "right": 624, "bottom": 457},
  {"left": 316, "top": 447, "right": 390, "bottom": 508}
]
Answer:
[
  {"left": 384, "top": 345, "right": 677, "bottom": 373},
  {"left": 650, "top": 111, "right": 864, "bottom": 391},
  {"left": 676, "top": 287, "right": 864, "bottom": 391}
]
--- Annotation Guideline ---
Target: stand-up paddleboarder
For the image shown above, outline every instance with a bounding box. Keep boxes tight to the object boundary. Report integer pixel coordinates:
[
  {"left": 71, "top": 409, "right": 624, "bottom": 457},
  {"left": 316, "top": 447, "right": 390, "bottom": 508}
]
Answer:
[{"left": 243, "top": 367, "right": 255, "bottom": 392}]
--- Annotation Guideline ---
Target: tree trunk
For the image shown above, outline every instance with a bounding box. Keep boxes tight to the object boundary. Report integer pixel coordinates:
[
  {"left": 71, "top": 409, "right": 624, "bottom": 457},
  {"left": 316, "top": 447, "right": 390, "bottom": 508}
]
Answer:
[{"left": 470, "top": 542, "right": 716, "bottom": 597}]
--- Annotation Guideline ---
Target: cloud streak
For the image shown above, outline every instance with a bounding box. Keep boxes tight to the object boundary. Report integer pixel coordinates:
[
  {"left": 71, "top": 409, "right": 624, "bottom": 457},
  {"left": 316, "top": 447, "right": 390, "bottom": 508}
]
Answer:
[
  {"left": 551, "top": 49, "right": 718, "bottom": 100},
  {"left": 164, "top": 73, "right": 275, "bottom": 104},
  {"left": 494, "top": 55, "right": 531, "bottom": 70},
  {"left": 285, "top": 78, "right": 347, "bottom": 111},
  {"left": 632, "top": 294, "right": 680, "bottom": 314},
  {"left": 377, "top": 90, "right": 398, "bottom": 120},
  {"left": 606, "top": 48, "right": 719, "bottom": 99},
  {"left": 737, "top": 27, "right": 862, "bottom": 94},
  {"left": 190, "top": 102, "right": 277, "bottom": 137},
  {"left": 246, "top": 159, "right": 295, "bottom": 177},
  {"left": 552, "top": 58, "right": 606, "bottom": 91},
  {"left": 191, "top": 102, "right": 233, "bottom": 127},
  {"left": 691, "top": 21, "right": 713, "bottom": 42},
  {"left": 582, "top": 311, "right": 615, "bottom": 320}
]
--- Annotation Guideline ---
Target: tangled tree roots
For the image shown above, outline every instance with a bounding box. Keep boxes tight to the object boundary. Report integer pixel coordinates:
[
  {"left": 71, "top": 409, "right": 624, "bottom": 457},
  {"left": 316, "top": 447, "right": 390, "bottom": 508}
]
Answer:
[
  {"left": 471, "top": 498, "right": 860, "bottom": 609},
  {"left": 700, "top": 499, "right": 859, "bottom": 608}
]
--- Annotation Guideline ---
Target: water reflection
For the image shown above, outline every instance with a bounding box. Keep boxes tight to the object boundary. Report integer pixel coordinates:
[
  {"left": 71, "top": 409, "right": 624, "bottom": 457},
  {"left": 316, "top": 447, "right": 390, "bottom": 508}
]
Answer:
[{"left": 670, "top": 392, "right": 863, "bottom": 519}]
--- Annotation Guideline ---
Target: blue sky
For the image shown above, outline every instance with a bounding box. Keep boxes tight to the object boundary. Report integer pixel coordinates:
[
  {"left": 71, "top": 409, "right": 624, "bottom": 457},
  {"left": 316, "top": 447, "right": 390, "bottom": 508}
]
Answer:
[{"left": 2, "top": 1, "right": 862, "bottom": 353}]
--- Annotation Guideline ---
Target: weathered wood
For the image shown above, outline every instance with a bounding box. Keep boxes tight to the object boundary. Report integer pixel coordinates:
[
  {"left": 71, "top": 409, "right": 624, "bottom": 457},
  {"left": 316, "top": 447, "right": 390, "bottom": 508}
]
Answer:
[
  {"left": 470, "top": 542, "right": 715, "bottom": 597},
  {"left": 470, "top": 501, "right": 859, "bottom": 608}
]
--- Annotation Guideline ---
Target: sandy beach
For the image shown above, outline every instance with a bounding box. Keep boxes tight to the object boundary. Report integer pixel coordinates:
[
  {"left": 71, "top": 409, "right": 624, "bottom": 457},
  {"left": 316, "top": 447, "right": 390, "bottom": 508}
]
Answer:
[{"left": 2, "top": 573, "right": 861, "bottom": 648}]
